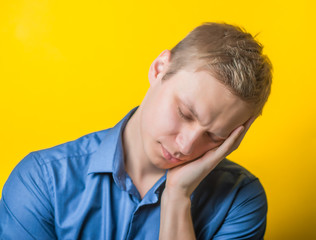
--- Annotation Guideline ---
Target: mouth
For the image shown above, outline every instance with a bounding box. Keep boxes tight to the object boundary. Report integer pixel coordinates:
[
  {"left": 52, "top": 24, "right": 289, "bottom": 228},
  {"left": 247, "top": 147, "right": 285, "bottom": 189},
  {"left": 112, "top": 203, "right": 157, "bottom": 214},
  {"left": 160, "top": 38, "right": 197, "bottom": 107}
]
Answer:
[{"left": 160, "top": 144, "right": 183, "bottom": 164}]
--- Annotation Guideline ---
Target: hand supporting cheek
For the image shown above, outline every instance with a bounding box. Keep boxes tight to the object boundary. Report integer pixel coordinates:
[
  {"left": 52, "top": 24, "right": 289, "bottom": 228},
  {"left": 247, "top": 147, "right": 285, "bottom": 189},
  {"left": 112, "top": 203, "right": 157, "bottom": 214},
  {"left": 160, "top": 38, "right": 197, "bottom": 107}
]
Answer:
[{"left": 164, "top": 116, "right": 256, "bottom": 198}]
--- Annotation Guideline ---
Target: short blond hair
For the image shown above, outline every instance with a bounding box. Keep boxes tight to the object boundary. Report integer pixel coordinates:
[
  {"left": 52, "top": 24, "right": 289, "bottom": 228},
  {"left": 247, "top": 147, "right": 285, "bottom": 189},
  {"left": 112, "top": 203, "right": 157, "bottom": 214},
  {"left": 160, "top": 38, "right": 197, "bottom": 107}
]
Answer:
[{"left": 162, "top": 22, "right": 273, "bottom": 116}]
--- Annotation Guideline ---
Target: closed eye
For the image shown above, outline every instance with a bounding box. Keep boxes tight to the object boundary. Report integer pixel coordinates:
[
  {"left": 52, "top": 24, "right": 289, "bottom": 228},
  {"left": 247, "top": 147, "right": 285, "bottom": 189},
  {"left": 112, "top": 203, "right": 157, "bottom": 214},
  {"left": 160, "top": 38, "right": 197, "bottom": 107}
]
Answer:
[
  {"left": 177, "top": 107, "right": 193, "bottom": 121},
  {"left": 178, "top": 106, "right": 225, "bottom": 143}
]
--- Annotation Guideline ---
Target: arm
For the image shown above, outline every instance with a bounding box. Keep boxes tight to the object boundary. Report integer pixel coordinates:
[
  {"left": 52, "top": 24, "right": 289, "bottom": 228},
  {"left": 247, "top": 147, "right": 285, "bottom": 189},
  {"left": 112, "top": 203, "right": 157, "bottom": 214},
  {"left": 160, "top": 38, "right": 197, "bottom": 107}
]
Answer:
[
  {"left": 0, "top": 153, "right": 56, "bottom": 240},
  {"left": 159, "top": 189, "right": 195, "bottom": 240},
  {"left": 159, "top": 117, "right": 256, "bottom": 240}
]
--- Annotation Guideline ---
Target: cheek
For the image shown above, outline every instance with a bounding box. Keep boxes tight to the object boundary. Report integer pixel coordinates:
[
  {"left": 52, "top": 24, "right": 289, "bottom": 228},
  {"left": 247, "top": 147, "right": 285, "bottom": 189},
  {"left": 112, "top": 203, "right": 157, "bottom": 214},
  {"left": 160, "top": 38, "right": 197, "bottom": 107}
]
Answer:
[
  {"left": 209, "top": 141, "right": 224, "bottom": 150},
  {"left": 191, "top": 140, "right": 224, "bottom": 159},
  {"left": 160, "top": 110, "right": 179, "bottom": 134},
  {"left": 150, "top": 100, "right": 180, "bottom": 138}
]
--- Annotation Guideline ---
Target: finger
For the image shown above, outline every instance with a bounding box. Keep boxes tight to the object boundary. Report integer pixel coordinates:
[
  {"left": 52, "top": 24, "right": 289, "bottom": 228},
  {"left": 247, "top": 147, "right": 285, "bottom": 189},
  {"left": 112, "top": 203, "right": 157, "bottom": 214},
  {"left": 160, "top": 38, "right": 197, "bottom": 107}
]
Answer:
[
  {"left": 244, "top": 116, "right": 256, "bottom": 130},
  {"left": 195, "top": 116, "right": 256, "bottom": 171},
  {"left": 213, "top": 125, "right": 245, "bottom": 161},
  {"left": 231, "top": 116, "right": 256, "bottom": 150}
]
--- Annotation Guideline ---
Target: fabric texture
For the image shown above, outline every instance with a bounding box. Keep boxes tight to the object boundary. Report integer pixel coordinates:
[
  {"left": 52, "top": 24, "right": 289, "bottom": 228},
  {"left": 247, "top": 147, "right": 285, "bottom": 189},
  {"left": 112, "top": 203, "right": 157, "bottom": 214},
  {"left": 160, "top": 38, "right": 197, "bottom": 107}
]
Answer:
[{"left": 0, "top": 107, "right": 267, "bottom": 240}]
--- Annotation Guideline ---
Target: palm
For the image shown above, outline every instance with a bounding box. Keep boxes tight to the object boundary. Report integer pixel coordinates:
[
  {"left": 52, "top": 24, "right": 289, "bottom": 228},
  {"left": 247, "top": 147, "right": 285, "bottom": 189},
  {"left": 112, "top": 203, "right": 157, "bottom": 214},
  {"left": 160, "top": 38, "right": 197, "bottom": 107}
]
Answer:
[
  {"left": 166, "top": 148, "right": 217, "bottom": 196},
  {"left": 165, "top": 117, "right": 255, "bottom": 197}
]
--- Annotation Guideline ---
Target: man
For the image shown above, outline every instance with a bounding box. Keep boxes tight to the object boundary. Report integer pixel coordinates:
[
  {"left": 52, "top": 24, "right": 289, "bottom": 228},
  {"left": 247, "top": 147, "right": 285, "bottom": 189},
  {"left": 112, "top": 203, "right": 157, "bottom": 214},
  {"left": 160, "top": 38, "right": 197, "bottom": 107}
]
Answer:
[{"left": 0, "top": 22, "right": 272, "bottom": 239}]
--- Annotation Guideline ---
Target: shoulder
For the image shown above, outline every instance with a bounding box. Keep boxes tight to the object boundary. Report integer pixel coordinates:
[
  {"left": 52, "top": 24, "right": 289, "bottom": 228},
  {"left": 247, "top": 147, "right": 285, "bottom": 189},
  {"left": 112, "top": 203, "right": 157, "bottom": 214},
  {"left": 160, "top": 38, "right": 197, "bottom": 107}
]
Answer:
[
  {"left": 4, "top": 129, "right": 109, "bottom": 185},
  {"left": 192, "top": 159, "right": 267, "bottom": 239},
  {"left": 194, "top": 158, "right": 262, "bottom": 197},
  {"left": 33, "top": 129, "right": 108, "bottom": 166},
  {"left": 0, "top": 129, "right": 110, "bottom": 239},
  {"left": 214, "top": 158, "right": 258, "bottom": 181},
  {"left": 14, "top": 129, "right": 112, "bottom": 200},
  {"left": 2, "top": 128, "right": 109, "bottom": 199},
  {"left": 1, "top": 128, "right": 111, "bottom": 211},
  {"left": 194, "top": 158, "right": 266, "bottom": 208}
]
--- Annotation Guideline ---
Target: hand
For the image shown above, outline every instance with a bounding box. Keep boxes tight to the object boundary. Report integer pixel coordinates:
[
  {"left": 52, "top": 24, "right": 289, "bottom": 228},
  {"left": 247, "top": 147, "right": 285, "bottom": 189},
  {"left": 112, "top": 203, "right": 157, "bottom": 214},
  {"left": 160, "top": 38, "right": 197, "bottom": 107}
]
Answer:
[{"left": 164, "top": 116, "right": 256, "bottom": 198}]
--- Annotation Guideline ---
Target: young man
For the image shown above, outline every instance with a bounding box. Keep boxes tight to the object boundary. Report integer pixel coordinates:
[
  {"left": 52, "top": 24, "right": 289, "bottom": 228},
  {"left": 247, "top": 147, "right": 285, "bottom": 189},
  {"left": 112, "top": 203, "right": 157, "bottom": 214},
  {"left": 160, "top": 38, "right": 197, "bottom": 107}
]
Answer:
[{"left": 0, "top": 22, "right": 272, "bottom": 239}]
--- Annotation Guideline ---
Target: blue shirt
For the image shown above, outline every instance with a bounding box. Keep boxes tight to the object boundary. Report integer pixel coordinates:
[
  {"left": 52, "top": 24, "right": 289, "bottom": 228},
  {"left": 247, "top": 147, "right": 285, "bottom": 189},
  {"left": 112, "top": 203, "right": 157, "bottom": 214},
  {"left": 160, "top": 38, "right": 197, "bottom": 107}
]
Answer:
[{"left": 0, "top": 107, "right": 267, "bottom": 240}]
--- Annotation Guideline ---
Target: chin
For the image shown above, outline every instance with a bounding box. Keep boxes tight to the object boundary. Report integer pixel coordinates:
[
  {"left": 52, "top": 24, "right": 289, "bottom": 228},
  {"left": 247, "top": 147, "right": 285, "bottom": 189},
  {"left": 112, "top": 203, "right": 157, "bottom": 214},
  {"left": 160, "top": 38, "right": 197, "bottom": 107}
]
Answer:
[{"left": 150, "top": 157, "right": 172, "bottom": 170}]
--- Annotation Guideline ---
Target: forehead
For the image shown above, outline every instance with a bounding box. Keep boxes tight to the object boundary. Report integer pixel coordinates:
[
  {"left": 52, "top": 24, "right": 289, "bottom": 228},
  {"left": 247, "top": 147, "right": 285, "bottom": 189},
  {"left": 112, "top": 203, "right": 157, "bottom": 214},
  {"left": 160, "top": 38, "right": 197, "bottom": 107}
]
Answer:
[{"left": 168, "top": 69, "right": 253, "bottom": 137}]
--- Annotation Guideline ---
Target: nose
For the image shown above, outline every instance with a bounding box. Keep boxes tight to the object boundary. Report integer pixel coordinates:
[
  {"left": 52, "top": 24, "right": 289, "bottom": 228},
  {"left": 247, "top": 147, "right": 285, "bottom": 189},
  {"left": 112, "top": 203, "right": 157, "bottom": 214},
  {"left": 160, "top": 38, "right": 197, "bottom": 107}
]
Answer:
[{"left": 175, "top": 127, "right": 200, "bottom": 156}]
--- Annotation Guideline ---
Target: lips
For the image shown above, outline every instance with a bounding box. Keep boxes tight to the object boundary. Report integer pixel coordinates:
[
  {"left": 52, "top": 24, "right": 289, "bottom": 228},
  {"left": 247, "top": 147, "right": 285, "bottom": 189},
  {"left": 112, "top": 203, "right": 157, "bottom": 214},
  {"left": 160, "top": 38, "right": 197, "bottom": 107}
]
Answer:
[{"left": 161, "top": 144, "right": 182, "bottom": 163}]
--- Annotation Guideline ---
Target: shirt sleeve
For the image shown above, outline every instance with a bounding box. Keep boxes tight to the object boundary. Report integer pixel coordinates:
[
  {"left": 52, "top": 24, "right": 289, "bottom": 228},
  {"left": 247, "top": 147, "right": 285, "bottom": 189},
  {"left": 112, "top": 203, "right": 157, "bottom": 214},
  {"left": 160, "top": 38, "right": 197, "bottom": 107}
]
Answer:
[
  {"left": 0, "top": 152, "right": 57, "bottom": 240},
  {"left": 212, "top": 178, "right": 267, "bottom": 240}
]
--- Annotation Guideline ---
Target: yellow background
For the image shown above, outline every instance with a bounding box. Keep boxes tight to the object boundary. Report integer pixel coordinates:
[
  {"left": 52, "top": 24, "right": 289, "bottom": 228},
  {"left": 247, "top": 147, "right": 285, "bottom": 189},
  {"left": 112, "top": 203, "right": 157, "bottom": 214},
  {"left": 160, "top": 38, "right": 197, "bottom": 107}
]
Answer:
[{"left": 0, "top": 0, "right": 315, "bottom": 239}]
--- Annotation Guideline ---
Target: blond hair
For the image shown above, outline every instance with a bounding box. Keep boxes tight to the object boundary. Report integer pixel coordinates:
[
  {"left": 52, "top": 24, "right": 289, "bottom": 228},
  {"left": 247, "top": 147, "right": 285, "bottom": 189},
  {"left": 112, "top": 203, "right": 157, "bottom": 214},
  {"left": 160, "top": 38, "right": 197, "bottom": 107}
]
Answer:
[{"left": 162, "top": 22, "right": 273, "bottom": 116}]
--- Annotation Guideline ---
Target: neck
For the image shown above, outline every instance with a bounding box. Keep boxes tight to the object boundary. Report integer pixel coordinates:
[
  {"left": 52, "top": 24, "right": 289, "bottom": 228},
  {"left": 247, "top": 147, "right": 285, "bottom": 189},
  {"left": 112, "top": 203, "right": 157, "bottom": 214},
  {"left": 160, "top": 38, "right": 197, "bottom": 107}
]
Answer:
[{"left": 122, "top": 106, "right": 165, "bottom": 198}]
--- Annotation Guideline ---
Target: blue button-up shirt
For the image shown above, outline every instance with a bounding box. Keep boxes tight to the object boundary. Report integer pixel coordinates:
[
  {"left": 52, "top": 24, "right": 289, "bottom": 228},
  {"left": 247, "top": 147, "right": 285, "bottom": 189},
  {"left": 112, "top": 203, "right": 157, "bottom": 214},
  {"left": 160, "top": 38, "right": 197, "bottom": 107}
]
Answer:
[{"left": 0, "top": 107, "right": 267, "bottom": 239}]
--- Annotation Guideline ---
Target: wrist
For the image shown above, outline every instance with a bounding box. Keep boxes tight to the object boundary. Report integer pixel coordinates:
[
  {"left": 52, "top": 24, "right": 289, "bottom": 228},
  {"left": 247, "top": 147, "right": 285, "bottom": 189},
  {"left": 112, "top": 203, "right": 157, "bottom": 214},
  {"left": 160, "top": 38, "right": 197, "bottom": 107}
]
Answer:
[
  {"left": 159, "top": 187, "right": 196, "bottom": 240},
  {"left": 162, "top": 187, "right": 192, "bottom": 206}
]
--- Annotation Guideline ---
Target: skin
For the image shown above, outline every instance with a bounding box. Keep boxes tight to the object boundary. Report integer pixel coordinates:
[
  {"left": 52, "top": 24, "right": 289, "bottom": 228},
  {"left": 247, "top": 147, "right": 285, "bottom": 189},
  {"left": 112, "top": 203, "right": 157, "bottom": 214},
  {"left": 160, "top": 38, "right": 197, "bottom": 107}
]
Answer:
[{"left": 122, "top": 49, "right": 256, "bottom": 239}]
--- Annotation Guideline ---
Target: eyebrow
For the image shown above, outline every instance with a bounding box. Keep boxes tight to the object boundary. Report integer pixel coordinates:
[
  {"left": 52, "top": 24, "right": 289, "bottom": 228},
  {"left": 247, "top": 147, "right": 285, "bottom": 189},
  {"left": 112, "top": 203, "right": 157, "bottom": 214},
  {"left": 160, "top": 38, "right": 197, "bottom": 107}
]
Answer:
[
  {"left": 181, "top": 100, "right": 227, "bottom": 140},
  {"left": 182, "top": 101, "right": 201, "bottom": 123}
]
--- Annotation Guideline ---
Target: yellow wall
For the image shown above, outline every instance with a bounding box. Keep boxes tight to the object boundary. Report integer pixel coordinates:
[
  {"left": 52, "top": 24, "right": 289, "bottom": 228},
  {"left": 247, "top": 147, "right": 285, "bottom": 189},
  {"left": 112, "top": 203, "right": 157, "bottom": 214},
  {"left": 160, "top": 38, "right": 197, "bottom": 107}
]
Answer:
[{"left": 0, "top": 0, "right": 315, "bottom": 239}]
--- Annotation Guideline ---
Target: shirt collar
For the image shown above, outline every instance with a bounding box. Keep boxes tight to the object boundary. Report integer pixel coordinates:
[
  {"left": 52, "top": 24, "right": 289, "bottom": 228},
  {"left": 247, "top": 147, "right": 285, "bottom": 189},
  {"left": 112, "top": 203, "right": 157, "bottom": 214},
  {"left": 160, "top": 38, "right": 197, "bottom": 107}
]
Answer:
[{"left": 87, "top": 107, "right": 138, "bottom": 174}]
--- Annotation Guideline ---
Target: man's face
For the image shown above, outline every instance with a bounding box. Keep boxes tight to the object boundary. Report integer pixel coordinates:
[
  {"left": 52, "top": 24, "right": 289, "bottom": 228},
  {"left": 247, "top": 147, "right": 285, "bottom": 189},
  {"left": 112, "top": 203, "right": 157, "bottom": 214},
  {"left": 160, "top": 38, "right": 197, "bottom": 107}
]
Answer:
[{"left": 139, "top": 57, "right": 253, "bottom": 170}]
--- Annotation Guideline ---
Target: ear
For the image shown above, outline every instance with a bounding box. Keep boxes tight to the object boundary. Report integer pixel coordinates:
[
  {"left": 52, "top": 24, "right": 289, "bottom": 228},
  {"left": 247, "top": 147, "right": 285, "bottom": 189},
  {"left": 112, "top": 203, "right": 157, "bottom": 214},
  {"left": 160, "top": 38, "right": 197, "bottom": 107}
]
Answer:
[{"left": 148, "top": 49, "right": 171, "bottom": 85}]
